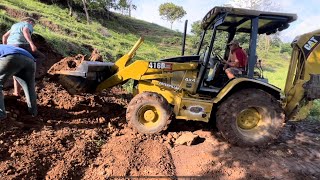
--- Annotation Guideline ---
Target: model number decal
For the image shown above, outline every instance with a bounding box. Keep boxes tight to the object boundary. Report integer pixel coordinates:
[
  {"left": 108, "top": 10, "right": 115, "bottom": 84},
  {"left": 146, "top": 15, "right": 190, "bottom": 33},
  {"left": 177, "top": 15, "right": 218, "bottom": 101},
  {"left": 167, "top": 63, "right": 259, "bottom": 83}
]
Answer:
[
  {"left": 185, "top": 78, "right": 196, "bottom": 82},
  {"left": 148, "top": 62, "right": 172, "bottom": 70},
  {"left": 158, "top": 82, "right": 179, "bottom": 90}
]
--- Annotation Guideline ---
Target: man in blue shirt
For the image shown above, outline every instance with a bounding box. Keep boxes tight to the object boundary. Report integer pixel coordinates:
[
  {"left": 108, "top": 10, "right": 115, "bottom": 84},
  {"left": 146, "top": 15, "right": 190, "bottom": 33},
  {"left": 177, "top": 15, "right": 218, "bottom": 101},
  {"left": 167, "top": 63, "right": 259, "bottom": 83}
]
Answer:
[
  {"left": 2, "top": 17, "right": 37, "bottom": 52},
  {"left": 0, "top": 44, "right": 37, "bottom": 120},
  {"left": 2, "top": 17, "right": 44, "bottom": 97}
]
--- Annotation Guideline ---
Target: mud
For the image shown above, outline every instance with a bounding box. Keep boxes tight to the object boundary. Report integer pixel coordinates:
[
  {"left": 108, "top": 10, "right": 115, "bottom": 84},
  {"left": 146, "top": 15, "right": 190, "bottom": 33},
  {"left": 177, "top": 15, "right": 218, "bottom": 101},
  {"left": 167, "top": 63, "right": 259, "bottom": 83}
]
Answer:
[
  {"left": 47, "top": 54, "right": 85, "bottom": 75},
  {"left": 0, "top": 48, "right": 320, "bottom": 180},
  {"left": 1, "top": 86, "right": 320, "bottom": 180},
  {"left": 1, "top": 6, "right": 320, "bottom": 179}
]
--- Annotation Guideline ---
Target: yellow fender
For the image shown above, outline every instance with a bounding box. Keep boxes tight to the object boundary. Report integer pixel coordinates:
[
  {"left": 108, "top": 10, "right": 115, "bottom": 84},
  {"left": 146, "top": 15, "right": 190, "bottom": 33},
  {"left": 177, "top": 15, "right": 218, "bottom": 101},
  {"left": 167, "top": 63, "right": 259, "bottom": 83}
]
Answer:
[{"left": 214, "top": 78, "right": 282, "bottom": 104}]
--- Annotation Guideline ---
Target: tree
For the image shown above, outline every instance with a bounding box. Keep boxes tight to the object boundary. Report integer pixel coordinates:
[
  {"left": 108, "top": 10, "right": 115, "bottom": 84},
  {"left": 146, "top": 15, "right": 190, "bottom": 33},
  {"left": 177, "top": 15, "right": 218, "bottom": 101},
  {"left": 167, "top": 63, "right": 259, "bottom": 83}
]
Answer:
[
  {"left": 66, "top": 0, "right": 73, "bottom": 16},
  {"left": 118, "top": 0, "right": 128, "bottom": 15},
  {"left": 230, "top": 0, "right": 280, "bottom": 11},
  {"left": 127, "top": 0, "right": 137, "bottom": 17},
  {"left": 191, "top": 20, "right": 202, "bottom": 36},
  {"left": 63, "top": 0, "right": 90, "bottom": 23},
  {"left": 159, "top": 2, "right": 186, "bottom": 30},
  {"left": 116, "top": 0, "right": 136, "bottom": 16},
  {"left": 229, "top": 0, "right": 281, "bottom": 55},
  {"left": 82, "top": 0, "right": 90, "bottom": 24}
]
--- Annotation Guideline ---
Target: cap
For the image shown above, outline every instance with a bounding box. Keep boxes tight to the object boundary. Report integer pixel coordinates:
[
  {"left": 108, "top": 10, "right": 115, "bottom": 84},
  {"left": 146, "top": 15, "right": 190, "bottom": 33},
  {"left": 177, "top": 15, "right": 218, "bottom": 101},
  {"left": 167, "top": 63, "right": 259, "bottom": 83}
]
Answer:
[
  {"left": 227, "top": 40, "right": 240, "bottom": 46},
  {"left": 21, "top": 17, "right": 36, "bottom": 23}
]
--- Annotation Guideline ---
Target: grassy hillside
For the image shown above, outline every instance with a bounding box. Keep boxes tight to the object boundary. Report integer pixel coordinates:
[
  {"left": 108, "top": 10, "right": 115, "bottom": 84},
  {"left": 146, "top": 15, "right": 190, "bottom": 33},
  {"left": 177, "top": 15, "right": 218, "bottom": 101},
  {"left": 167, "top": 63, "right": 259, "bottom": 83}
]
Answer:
[
  {"left": 0, "top": 0, "right": 290, "bottom": 90},
  {"left": 257, "top": 47, "right": 291, "bottom": 90},
  {"left": 0, "top": 0, "right": 184, "bottom": 61},
  {"left": 1, "top": 0, "right": 318, "bottom": 119}
]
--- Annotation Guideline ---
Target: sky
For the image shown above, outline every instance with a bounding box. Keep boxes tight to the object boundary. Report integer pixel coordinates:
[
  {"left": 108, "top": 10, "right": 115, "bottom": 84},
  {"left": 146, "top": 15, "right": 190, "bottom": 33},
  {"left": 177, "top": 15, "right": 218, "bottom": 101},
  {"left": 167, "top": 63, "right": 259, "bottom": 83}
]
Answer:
[{"left": 130, "top": 0, "right": 320, "bottom": 42}]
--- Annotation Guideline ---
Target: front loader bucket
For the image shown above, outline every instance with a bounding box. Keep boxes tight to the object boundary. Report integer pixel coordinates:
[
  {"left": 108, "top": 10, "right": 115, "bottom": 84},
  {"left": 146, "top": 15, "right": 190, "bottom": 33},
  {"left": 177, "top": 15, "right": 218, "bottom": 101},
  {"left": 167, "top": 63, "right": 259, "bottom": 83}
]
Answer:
[
  {"left": 50, "top": 37, "right": 144, "bottom": 94},
  {"left": 53, "top": 61, "right": 115, "bottom": 94}
]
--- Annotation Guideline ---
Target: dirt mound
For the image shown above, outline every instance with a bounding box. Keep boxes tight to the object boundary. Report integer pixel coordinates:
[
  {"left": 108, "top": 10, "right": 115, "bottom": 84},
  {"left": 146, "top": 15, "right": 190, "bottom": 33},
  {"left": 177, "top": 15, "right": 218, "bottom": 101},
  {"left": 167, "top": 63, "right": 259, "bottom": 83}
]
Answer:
[
  {"left": 1, "top": 8, "right": 320, "bottom": 178},
  {"left": 47, "top": 54, "right": 85, "bottom": 75},
  {"left": 0, "top": 5, "right": 40, "bottom": 21},
  {"left": 32, "top": 34, "right": 63, "bottom": 78},
  {"left": 0, "top": 78, "right": 131, "bottom": 179},
  {"left": 84, "top": 131, "right": 176, "bottom": 179},
  {"left": 0, "top": 37, "right": 319, "bottom": 179},
  {"left": 0, "top": 73, "right": 177, "bottom": 179},
  {"left": 1, "top": 48, "right": 320, "bottom": 179},
  {"left": 89, "top": 48, "right": 103, "bottom": 62}
]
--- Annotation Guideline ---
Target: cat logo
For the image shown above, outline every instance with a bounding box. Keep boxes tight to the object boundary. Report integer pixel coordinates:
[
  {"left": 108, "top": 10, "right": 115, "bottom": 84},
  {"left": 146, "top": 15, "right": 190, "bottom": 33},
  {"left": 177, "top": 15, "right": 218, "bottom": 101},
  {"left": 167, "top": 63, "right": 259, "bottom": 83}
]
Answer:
[
  {"left": 304, "top": 37, "right": 318, "bottom": 50},
  {"left": 303, "top": 36, "right": 320, "bottom": 59}
]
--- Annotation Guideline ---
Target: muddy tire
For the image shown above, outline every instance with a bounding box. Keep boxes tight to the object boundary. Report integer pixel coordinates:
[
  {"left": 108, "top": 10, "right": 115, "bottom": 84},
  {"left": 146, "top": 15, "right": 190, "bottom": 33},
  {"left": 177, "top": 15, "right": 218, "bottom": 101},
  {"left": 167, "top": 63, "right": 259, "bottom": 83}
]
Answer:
[
  {"left": 216, "top": 89, "right": 285, "bottom": 147},
  {"left": 126, "top": 92, "right": 173, "bottom": 134}
]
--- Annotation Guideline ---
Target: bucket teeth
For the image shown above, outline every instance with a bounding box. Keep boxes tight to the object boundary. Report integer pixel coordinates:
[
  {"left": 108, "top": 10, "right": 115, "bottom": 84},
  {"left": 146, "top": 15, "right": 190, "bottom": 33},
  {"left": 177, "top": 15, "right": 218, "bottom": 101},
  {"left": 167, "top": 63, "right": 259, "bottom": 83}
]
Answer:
[{"left": 58, "top": 75, "right": 97, "bottom": 94}]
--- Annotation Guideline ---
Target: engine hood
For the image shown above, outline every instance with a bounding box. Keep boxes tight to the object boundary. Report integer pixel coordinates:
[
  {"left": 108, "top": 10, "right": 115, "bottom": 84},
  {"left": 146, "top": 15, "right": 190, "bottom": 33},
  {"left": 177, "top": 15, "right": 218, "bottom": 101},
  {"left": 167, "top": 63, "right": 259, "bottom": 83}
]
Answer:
[{"left": 160, "top": 55, "right": 200, "bottom": 63}]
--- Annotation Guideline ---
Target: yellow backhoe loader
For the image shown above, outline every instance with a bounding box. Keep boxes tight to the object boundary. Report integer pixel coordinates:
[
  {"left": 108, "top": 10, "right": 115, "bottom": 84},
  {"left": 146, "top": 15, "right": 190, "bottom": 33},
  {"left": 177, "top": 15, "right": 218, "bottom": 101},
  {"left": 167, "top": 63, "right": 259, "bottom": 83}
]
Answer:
[{"left": 52, "top": 7, "right": 320, "bottom": 147}]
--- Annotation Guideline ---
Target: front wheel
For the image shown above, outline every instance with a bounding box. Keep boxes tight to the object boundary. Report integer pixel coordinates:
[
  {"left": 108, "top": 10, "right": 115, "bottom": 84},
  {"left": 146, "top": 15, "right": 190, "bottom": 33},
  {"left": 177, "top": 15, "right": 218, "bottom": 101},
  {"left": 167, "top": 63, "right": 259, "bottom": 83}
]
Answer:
[
  {"left": 216, "top": 89, "right": 285, "bottom": 147},
  {"left": 126, "top": 92, "right": 173, "bottom": 134}
]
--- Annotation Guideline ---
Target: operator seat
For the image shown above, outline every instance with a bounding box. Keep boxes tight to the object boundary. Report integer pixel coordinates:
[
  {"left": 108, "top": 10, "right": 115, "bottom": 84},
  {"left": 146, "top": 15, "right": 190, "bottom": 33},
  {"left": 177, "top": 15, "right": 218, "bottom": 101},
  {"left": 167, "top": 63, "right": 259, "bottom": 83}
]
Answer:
[{"left": 197, "top": 49, "right": 221, "bottom": 93}]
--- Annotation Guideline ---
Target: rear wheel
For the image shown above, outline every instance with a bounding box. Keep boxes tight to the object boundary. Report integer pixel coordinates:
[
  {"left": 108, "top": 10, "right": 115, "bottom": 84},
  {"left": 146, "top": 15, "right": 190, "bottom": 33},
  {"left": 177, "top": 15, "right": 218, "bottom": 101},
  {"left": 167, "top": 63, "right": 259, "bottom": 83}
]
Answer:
[
  {"left": 126, "top": 92, "right": 172, "bottom": 134},
  {"left": 216, "top": 89, "right": 285, "bottom": 147}
]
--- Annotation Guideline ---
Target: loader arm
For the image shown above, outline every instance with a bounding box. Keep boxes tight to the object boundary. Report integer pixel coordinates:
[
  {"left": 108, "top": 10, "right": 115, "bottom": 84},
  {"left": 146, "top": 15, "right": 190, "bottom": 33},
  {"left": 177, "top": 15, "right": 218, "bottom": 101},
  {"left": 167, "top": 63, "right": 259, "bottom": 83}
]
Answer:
[
  {"left": 96, "top": 60, "right": 150, "bottom": 91},
  {"left": 95, "top": 37, "right": 148, "bottom": 91},
  {"left": 50, "top": 38, "right": 145, "bottom": 94},
  {"left": 284, "top": 31, "right": 320, "bottom": 119},
  {"left": 113, "top": 37, "right": 144, "bottom": 71}
]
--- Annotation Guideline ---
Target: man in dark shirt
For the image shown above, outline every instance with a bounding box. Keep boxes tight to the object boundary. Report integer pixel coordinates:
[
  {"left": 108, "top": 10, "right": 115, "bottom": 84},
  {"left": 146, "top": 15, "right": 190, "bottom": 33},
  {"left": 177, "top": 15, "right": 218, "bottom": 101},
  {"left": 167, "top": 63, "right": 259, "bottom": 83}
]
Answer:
[
  {"left": 0, "top": 44, "right": 37, "bottom": 120},
  {"left": 2, "top": 17, "right": 45, "bottom": 97},
  {"left": 223, "top": 40, "right": 248, "bottom": 79}
]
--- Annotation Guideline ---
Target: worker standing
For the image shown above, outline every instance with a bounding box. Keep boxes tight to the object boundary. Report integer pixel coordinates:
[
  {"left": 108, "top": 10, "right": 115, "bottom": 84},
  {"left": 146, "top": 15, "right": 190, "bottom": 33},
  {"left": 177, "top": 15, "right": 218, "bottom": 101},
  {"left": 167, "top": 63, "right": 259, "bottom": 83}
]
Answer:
[
  {"left": 0, "top": 45, "right": 37, "bottom": 120},
  {"left": 2, "top": 17, "right": 44, "bottom": 97}
]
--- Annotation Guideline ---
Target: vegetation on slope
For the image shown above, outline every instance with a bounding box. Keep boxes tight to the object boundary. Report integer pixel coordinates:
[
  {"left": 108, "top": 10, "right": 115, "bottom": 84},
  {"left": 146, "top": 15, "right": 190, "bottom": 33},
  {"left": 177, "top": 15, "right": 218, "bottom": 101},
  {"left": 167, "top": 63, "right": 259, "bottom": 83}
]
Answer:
[
  {"left": 1, "top": 0, "right": 319, "bottom": 119},
  {"left": 0, "top": 0, "right": 184, "bottom": 61},
  {"left": 1, "top": 0, "right": 291, "bottom": 88}
]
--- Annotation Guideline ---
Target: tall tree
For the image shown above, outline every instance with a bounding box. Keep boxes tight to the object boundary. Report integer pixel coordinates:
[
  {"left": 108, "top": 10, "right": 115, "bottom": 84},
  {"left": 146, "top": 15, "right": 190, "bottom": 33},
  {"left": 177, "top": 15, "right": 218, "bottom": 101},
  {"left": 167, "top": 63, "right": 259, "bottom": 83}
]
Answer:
[
  {"left": 67, "top": 0, "right": 73, "bottom": 16},
  {"left": 191, "top": 20, "right": 202, "bottom": 36},
  {"left": 159, "top": 2, "right": 186, "bottom": 30},
  {"left": 230, "top": 0, "right": 280, "bottom": 11},
  {"left": 230, "top": 0, "right": 280, "bottom": 55},
  {"left": 116, "top": 0, "right": 136, "bottom": 16},
  {"left": 118, "top": 0, "right": 128, "bottom": 15},
  {"left": 82, "top": 0, "right": 90, "bottom": 24},
  {"left": 127, "top": 0, "right": 137, "bottom": 17},
  {"left": 103, "top": 0, "right": 117, "bottom": 11}
]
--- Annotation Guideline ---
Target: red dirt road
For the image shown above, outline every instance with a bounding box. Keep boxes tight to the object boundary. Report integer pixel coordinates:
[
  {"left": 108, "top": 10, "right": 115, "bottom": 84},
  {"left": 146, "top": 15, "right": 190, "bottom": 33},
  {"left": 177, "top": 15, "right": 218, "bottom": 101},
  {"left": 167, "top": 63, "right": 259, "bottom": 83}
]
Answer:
[
  {"left": 0, "top": 29, "right": 319, "bottom": 179},
  {"left": 0, "top": 76, "right": 319, "bottom": 179},
  {"left": 2, "top": 5, "right": 319, "bottom": 179}
]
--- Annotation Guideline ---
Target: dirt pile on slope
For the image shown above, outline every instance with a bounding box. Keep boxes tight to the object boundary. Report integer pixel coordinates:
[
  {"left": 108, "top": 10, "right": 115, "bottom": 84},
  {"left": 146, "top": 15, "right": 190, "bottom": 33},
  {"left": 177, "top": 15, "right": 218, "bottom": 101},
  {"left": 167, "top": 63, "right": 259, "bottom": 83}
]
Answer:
[
  {"left": 0, "top": 77, "right": 178, "bottom": 179},
  {"left": 83, "top": 132, "right": 176, "bottom": 179},
  {"left": 0, "top": 11, "right": 320, "bottom": 178},
  {"left": 33, "top": 34, "right": 63, "bottom": 79},
  {"left": 0, "top": 49, "right": 177, "bottom": 179},
  {"left": 47, "top": 54, "right": 85, "bottom": 75}
]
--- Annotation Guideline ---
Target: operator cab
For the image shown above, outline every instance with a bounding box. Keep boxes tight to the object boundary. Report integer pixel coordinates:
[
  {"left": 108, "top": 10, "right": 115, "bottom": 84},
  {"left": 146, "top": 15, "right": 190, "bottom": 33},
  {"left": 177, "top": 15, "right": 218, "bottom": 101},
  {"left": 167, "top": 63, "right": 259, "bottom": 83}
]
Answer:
[{"left": 195, "top": 6, "right": 297, "bottom": 94}]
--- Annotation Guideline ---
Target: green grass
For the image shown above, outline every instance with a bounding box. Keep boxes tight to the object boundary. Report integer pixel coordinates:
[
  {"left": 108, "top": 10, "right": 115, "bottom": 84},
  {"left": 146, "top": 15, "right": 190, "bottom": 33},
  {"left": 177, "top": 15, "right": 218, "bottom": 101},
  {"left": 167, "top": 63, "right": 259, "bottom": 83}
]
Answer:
[
  {"left": 0, "top": 0, "right": 293, "bottom": 91},
  {"left": 1, "top": 0, "right": 183, "bottom": 60},
  {"left": 257, "top": 47, "right": 291, "bottom": 90},
  {"left": 2, "top": 0, "right": 318, "bottom": 119}
]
